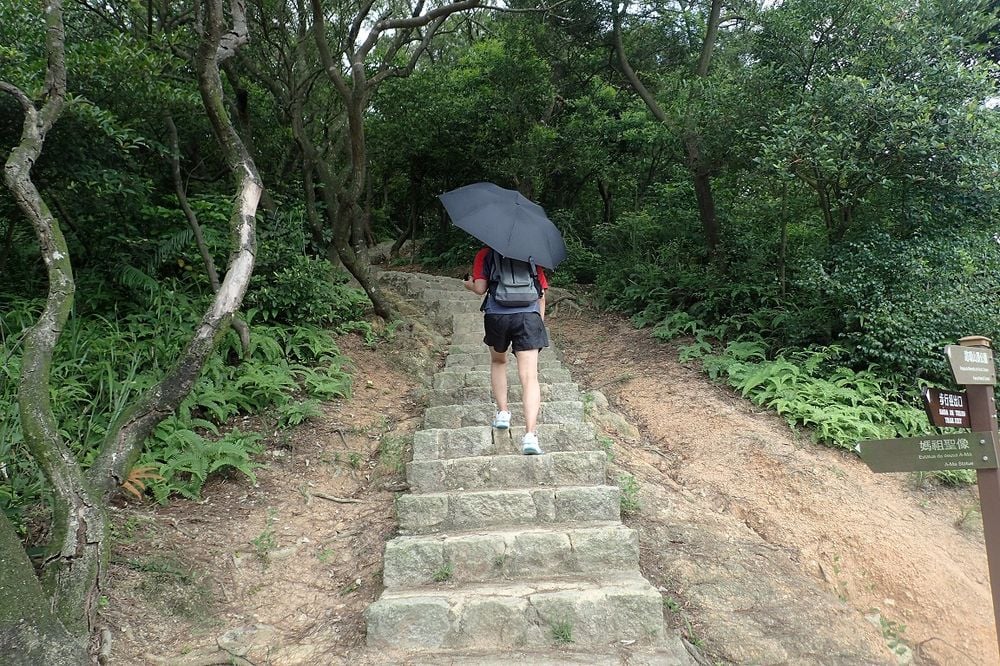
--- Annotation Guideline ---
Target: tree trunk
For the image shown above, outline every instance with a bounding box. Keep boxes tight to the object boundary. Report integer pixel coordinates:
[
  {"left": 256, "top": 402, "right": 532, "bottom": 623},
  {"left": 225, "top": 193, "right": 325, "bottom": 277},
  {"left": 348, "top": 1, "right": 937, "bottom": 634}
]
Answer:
[
  {"left": 89, "top": 0, "right": 261, "bottom": 492},
  {"left": 0, "top": 0, "right": 105, "bottom": 638},
  {"left": 612, "top": 0, "right": 723, "bottom": 259},
  {"left": 167, "top": 113, "right": 221, "bottom": 291},
  {"left": 597, "top": 179, "right": 613, "bottom": 226},
  {"left": 685, "top": 134, "right": 720, "bottom": 254},
  {"left": 222, "top": 59, "right": 277, "bottom": 214},
  {"left": 0, "top": 511, "right": 88, "bottom": 665}
]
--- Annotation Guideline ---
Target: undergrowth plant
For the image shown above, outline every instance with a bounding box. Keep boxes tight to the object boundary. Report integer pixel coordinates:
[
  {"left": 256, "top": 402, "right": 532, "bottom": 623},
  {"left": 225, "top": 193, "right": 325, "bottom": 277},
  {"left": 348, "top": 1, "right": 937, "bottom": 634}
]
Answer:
[
  {"left": 1, "top": 282, "right": 360, "bottom": 527},
  {"left": 650, "top": 309, "right": 976, "bottom": 485}
]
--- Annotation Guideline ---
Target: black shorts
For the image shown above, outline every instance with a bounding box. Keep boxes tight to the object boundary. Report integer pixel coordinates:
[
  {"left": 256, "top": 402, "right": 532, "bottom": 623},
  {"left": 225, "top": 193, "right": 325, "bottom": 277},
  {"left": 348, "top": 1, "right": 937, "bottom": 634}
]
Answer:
[{"left": 483, "top": 313, "right": 549, "bottom": 353}]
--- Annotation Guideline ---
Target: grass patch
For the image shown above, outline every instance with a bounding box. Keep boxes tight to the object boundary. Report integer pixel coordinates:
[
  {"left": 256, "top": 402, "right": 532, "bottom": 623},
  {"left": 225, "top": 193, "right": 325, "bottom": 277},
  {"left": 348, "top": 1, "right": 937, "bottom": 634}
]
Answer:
[
  {"left": 617, "top": 473, "right": 640, "bottom": 515},
  {"left": 432, "top": 563, "right": 454, "bottom": 582},
  {"left": 378, "top": 433, "right": 410, "bottom": 476},
  {"left": 551, "top": 619, "right": 573, "bottom": 644},
  {"left": 597, "top": 435, "right": 615, "bottom": 462}
]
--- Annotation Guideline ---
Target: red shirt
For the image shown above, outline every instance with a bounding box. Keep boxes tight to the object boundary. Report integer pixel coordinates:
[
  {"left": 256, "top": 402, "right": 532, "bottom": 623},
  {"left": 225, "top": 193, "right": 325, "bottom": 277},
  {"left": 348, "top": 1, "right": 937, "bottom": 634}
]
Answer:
[{"left": 472, "top": 247, "right": 549, "bottom": 289}]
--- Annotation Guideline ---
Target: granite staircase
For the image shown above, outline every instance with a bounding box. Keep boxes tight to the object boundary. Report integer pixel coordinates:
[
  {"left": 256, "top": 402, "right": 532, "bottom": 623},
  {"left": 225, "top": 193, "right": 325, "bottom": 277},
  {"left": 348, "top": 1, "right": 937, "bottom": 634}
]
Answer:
[{"left": 365, "top": 271, "right": 693, "bottom": 664}]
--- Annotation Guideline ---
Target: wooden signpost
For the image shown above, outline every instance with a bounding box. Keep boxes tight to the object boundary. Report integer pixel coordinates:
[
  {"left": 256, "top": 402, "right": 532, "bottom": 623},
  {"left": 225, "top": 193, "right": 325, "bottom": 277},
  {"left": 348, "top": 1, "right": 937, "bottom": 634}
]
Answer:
[
  {"left": 922, "top": 387, "right": 971, "bottom": 428},
  {"left": 859, "top": 336, "right": 1000, "bottom": 657}
]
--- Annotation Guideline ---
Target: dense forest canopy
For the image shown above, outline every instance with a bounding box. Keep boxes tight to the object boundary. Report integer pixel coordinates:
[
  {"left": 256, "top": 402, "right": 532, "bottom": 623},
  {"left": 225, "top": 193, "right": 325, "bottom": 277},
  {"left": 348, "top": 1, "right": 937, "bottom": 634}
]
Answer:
[{"left": 1, "top": 0, "right": 999, "bottom": 660}]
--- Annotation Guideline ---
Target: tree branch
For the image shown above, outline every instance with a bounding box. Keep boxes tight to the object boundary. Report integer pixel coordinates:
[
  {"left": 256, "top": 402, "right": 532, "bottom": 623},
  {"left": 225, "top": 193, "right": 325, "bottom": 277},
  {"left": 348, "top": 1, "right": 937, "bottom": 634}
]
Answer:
[{"left": 89, "top": 0, "right": 260, "bottom": 493}]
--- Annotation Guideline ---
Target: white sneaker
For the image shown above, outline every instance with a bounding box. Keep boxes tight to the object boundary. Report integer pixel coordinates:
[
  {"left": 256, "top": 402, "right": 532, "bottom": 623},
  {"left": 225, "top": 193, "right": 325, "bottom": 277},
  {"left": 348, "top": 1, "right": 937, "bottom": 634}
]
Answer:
[
  {"left": 492, "top": 410, "right": 511, "bottom": 429},
  {"left": 521, "top": 432, "right": 542, "bottom": 455}
]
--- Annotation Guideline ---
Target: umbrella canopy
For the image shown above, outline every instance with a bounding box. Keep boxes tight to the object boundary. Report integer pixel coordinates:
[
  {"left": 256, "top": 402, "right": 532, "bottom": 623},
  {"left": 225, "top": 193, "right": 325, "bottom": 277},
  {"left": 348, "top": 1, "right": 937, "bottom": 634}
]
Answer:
[{"left": 439, "top": 182, "right": 567, "bottom": 269}]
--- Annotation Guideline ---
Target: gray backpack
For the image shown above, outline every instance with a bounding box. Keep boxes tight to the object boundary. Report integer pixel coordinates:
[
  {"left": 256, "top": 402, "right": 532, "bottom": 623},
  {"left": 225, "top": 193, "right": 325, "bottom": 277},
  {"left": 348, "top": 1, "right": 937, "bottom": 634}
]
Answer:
[{"left": 485, "top": 249, "right": 542, "bottom": 308}]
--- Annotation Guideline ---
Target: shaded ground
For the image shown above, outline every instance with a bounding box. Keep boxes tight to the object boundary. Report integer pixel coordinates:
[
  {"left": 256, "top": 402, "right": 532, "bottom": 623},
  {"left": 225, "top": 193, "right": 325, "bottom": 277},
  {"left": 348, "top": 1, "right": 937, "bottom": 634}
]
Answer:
[
  {"left": 104, "top": 285, "right": 995, "bottom": 665},
  {"left": 105, "top": 306, "right": 445, "bottom": 665}
]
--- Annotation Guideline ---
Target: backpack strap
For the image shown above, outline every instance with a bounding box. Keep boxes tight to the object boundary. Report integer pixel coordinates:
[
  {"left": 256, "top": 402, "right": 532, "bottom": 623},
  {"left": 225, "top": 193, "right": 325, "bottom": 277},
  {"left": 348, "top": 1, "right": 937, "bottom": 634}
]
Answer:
[{"left": 527, "top": 256, "right": 542, "bottom": 298}]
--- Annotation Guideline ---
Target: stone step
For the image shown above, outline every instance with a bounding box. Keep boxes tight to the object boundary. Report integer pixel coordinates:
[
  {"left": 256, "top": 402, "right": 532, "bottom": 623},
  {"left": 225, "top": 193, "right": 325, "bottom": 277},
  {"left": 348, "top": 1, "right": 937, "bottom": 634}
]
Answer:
[
  {"left": 396, "top": 485, "right": 620, "bottom": 535},
  {"left": 421, "top": 296, "right": 483, "bottom": 314},
  {"left": 443, "top": 363, "right": 567, "bottom": 377},
  {"left": 366, "top": 575, "right": 665, "bottom": 649},
  {"left": 434, "top": 368, "right": 573, "bottom": 389},
  {"left": 404, "top": 647, "right": 695, "bottom": 666},
  {"left": 447, "top": 343, "right": 567, "bottom": 358},
  {"left": 427, "top": 382, "right": 580, "bottom": 407},
  {"left": 445, "top": 353, "right": 564, "bottom": 370},
  {"left": 424, "top": 401, "right": 583, "bottom": 429},
  {"left": 382, "top": 523, "right": 638, "bottom": 588},
  {"left": 380, "top": 272, "right": 456, "bottom": 296},
  {"left": 413, "top": 424, "right": 599, "bottom": 461},
  {"left": 407, "top": 451, "right": 606, "bottom": 493}
]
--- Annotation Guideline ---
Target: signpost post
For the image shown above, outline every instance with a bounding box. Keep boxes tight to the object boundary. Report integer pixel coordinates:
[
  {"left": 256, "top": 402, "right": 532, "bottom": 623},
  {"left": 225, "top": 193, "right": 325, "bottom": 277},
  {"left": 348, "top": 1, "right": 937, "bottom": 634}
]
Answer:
[
  {"left": 858, "top": 336, "right": 1000, "bottom": 656},
  {"left": 958, "top": 338, "right": 1000, "bottom": 657}
]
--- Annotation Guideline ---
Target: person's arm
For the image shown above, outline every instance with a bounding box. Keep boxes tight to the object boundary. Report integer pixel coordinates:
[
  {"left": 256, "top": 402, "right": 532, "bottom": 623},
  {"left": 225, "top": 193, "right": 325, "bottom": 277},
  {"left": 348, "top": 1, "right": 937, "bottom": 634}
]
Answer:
[
  {"left": 464, "top": 275, "right": 488, "bottom": 295},
  {"left": 538, "top": 266, "right": 548, "bottom": 320},
  {"left": 465, "top": 248, "right": 490, "bottom": 295}
]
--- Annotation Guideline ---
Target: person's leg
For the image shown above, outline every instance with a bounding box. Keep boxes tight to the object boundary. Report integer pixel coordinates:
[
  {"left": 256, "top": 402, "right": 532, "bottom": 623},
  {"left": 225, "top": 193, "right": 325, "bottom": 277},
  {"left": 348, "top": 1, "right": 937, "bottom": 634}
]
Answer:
[
  {"left": 514, "top": 348, "right": 540, "bottom": 434},
  {"left": 484, "top": 314, "right": 512, "bottom": 428},
  {"left": 490, "top": 347, "right": 510, "bottom": 416}
]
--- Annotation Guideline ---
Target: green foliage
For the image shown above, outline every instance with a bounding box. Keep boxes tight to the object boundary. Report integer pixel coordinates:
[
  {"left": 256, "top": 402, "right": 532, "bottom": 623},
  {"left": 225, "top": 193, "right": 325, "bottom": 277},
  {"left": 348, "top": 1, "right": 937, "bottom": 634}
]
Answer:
[
  {"left": 432, "top": 563, "right": 454, "bottom": 582},
  {"left": 807, "top": 231, "right": 1000, "bottom": 385},
  {"left": 707, "top": 343, "right": 935, "bottom": 450},
  {"left": 276, "top": 400, "right": 323, "bottom": 430},
  {"left": 617, "top": 473, "right": 640, "bottom": 515},
  {"left": 1, "top": 282, "right": 357, "bottom": 525},
  {"left": 550, "top": 619, "right": 574, "bottom": 644},
  {"left": 246, "top": 209, "right": 368, "bottom": 328},
  {"left": 146, "top": 429, "right": 263, "bottom": 504}
]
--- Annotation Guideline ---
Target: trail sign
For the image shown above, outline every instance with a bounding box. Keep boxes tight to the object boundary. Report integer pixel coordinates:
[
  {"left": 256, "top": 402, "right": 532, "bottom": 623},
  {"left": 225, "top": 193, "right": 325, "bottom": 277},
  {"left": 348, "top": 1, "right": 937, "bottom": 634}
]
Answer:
[
  {"left": 859, "top": 432, "right": 998, "bottom": 473},
  {"left": 861, "top": 336, "right": 1000, "bottom": 658},
  {"left": 946, "top": 344, "right": 996, "bottom": 385},
  {"left": 922, "top": 387, "right": 971, "bottom": 429}
]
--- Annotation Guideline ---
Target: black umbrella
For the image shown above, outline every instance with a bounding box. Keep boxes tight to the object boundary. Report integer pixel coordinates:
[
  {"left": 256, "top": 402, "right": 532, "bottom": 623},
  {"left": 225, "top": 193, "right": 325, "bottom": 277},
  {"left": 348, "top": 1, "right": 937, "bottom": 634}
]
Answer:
[{"left": 439, "top": 182, "right": 567, "bottom": 269}]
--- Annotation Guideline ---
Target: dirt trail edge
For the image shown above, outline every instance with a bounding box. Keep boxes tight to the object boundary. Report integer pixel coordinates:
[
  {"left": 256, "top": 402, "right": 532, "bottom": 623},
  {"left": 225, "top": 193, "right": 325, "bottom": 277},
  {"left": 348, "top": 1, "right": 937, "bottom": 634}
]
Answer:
[{"left": 548, "top": 308, "right": 995, "bottom": 666}]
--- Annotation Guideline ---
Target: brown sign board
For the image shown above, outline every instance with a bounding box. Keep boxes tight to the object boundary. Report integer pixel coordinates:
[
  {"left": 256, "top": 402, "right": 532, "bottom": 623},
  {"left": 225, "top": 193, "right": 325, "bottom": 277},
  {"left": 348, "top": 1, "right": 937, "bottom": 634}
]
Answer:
[
  {"left": 946, "top": 345, "right": 997, "bottom": 385},
  {"left": 859, "top": 432, "right": 998, "bottom": 473},
  {"left": 922, "top": 387, "right": 971, "bottom": 429}
]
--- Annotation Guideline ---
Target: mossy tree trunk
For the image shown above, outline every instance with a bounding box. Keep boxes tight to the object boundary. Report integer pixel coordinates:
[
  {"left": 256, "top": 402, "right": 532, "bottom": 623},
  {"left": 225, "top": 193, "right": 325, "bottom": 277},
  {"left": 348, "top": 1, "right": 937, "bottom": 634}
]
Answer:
[
  {"left": 0, "top": 512, "right": 88, "bottom": 665},
  {"left": 0, "top": 0, "right": 260, "bottom": 658},
  {"left": 0, "top": 0, "right": 105, "bottom": 640}
]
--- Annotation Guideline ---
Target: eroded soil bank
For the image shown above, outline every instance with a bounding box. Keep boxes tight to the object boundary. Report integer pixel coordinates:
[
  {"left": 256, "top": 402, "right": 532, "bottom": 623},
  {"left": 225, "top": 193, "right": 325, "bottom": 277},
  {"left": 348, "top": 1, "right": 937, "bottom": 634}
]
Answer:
[{"left": 549, "top": 309, "right": 994, "bottom": 666}]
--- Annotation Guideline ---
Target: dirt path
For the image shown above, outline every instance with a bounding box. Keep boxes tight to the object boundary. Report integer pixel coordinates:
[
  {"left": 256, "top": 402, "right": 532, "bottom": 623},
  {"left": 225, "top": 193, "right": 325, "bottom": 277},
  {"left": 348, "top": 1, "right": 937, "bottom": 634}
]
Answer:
[
  {"left": 103, "top": 291, "right": 995, "bottom": 665},
  {"left": 548, "top": 308, "right": 995, "bottom": 665},
  {"left": 105, "top": 317, "right": 444, "bottom": 665}
]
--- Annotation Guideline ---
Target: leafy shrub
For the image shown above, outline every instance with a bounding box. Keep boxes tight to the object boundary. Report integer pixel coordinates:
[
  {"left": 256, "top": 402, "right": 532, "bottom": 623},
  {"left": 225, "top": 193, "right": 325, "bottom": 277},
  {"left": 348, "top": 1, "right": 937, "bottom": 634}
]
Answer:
[
  {"left": 704, "top": 342, "right": 961, "bottom": 475},
  {"left": 245, "top": 254, "right": 368, "bottom": 328},
  {"left": 804, "top": 231, "right": 1000, "bottom": 385},
  {"left": 245, "top": 205, "right": 369, "bottom": 328},
  {"left": 144, "top": 428, "right": 264, "bottom": 504}
]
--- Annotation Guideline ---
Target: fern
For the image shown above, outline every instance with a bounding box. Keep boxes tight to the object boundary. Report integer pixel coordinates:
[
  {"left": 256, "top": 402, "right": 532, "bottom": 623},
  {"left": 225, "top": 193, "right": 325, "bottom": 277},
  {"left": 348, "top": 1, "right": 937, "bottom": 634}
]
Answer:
[
  {"left": 115, "top": 265, "right": 160, "bottom": 295},
  {"left": 276, "top": 399, "right": 322, "bottom": 429}
]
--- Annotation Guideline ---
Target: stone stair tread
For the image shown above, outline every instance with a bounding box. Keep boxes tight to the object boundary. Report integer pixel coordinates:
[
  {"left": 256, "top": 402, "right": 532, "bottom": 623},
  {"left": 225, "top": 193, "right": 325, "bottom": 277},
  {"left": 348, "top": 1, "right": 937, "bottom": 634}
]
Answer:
[
  {"left": 387, "top": 519, "right": 626, "bottom": 541},
  {"left": 407, "top": 451, "right": 607, "bottom": 493},
  {"left": 404, "top": 647, "right": 694, "bottom": 665},
  {"left": 413, "top": 423, "right": 598, "bottom": 460},
  {"left": 396, "top": 485, "right": 621, "bottom": 534},
  {"left": 366, "top": 574, "right": 666, "bottom": 649},
  {"left": 378, "top": 572, "right": 656, "bottom": 599},
  {"left": 382, "top": 523, "right": 639, "bottom": 587}
]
